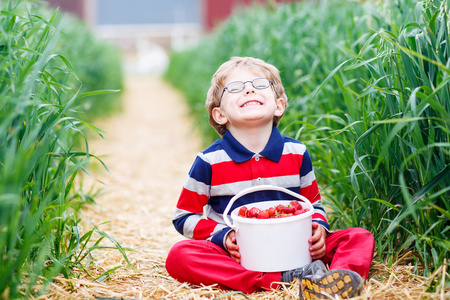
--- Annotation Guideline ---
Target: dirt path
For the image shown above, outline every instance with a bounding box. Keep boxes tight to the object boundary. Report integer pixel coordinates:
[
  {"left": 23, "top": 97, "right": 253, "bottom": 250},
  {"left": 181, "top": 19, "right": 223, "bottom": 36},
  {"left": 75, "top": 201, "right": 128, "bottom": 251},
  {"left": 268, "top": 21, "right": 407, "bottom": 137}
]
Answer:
[
  {"left": 82, "top": 76, "right": 201, "bottom": 251},
  {"left": 50, "top": 76, "right": 208, "bottom": 299}
]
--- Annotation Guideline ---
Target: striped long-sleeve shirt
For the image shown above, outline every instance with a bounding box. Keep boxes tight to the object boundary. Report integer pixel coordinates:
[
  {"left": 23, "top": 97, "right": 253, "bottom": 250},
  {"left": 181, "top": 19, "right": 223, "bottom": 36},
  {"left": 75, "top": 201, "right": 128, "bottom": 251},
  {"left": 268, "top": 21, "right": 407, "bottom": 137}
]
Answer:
[{"left": 173, "top": 127, "right": 328, "bottom": 250}]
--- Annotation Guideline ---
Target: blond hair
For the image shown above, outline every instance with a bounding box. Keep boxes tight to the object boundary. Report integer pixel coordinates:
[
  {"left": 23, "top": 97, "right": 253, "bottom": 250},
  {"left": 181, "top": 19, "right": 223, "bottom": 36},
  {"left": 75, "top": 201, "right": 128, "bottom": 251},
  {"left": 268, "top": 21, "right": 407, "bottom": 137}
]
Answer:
[{"left": 206, "top": 57, "right": 288, "bottom": 136}]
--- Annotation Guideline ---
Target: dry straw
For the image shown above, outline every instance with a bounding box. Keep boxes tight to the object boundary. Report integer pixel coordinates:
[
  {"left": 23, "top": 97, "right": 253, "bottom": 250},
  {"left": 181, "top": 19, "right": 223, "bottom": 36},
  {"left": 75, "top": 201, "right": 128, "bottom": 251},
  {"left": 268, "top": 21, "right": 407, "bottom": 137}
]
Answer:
[{"left": 39, "top": 230, "right": 448, "bottom": 300}]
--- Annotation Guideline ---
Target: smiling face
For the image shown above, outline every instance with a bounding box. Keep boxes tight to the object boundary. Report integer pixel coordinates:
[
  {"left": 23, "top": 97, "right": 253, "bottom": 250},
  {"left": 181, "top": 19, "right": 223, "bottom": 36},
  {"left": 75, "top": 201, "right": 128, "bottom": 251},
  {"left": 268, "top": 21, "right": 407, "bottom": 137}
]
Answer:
[
  {"left": 206, "top": 57, "right": 288, "bottom": 136},
  {"left": 212, "top": 67, "right": 285, "bottom": 133}
]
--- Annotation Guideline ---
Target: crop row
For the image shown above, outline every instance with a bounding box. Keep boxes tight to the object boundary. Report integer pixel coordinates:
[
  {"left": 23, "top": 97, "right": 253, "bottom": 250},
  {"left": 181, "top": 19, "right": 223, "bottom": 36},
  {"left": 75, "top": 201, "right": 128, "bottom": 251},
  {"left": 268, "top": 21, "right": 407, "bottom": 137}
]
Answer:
[{"left": 165, "top": 0, "right": 450, "bottom": 287}]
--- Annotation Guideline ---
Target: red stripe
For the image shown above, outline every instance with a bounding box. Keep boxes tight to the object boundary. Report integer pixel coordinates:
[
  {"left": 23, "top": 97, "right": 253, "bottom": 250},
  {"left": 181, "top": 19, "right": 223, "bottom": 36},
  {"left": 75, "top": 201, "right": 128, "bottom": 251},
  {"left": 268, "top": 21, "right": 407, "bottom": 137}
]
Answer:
[
  {"left": 300, "top": 179, "right": 321, "bottom": 203},
  {"left": 177, "top": 188, "right": 209, "bottom": 213},
  {"left": 211, "top": 153, "right": 303, "bottom": 185},
  {"left": 312, "top": 213, "right": 327, "bottom": 223},
  {"left": 193, "top": 219, "right": 218, "bottom": 240}
]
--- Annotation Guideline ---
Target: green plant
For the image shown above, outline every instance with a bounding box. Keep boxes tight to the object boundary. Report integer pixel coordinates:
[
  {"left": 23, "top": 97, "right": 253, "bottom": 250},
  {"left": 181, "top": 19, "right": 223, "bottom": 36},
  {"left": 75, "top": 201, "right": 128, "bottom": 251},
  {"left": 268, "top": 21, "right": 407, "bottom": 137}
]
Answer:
[
  {"left": 53, "top": 12, "right": 124, "bottom": 120},
  {"left": 0, "top": 1, "right": 129, "bottom": 298},
  {"left": 164, "top": 0, "right": 450, "bottom": 287}
]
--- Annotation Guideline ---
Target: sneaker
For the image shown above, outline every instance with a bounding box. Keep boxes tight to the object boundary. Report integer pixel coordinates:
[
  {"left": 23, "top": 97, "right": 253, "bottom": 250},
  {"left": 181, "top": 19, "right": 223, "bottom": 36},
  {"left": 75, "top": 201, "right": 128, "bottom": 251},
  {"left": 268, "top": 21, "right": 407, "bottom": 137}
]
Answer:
[
  {"left": 299, "top": 269, "right": 364, "bottom": 299},
  {"left": 281, "top": 260, "right": 328, "bottom": 283}
]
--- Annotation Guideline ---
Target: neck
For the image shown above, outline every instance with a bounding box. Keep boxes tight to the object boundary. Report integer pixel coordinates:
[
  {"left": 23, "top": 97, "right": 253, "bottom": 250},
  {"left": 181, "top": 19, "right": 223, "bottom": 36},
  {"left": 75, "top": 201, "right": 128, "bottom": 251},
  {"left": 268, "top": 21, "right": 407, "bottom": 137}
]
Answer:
[{"left": 228, "top": 123, "right": 273, "bottom": 153}]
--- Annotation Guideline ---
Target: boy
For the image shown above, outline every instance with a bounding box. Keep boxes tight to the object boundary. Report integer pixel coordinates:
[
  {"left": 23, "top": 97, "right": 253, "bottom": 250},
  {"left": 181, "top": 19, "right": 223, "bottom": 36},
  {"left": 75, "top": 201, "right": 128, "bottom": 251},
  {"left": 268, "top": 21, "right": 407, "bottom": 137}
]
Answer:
[{"left": 166, "top": 57, "right": 374, "bottom": 299}]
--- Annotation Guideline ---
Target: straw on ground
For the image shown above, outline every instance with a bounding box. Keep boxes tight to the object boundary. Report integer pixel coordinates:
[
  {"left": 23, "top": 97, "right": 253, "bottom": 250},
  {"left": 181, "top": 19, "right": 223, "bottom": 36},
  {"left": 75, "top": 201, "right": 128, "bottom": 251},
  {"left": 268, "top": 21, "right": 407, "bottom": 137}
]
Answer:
[{"left": 43, "top": 77, "right": 449, "bottom": 300}]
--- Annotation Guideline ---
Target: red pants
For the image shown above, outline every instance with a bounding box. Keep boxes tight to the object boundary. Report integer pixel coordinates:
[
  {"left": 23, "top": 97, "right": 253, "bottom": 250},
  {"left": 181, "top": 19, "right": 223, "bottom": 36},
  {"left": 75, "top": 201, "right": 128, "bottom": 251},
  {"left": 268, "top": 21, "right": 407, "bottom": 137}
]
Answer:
[{"left": 165, "top": 228, "right": 374, "bottom": 293}]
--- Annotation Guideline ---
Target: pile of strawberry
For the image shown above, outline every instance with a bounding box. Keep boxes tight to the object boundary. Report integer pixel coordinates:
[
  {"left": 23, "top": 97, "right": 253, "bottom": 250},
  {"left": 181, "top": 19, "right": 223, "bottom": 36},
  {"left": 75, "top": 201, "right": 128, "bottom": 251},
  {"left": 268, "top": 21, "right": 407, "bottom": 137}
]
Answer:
[{"left": 238, "top": 200, "right": 310, "bottom": 219}]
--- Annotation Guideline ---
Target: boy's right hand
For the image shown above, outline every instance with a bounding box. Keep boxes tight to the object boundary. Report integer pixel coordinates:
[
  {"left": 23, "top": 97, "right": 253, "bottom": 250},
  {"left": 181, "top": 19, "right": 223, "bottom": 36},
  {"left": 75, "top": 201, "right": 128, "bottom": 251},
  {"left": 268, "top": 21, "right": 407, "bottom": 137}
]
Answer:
[{"left": 225, "top": 230, "right": 241, "bottom": 263}]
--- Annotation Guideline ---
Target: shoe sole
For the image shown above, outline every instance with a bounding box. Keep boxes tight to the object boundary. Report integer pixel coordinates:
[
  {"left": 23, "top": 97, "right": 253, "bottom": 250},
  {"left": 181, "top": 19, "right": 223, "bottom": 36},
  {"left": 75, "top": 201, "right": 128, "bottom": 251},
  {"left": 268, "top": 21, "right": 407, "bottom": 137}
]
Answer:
[{"left": 300, "top": 269, "right": 363, "bottom": 299}]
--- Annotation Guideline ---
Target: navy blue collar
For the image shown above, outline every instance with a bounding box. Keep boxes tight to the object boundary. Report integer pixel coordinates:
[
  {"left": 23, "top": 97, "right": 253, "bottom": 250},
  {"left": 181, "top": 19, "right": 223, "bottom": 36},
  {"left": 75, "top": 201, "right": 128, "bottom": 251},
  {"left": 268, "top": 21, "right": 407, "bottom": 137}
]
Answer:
[{"left": 221, "top": 127, "right": 284, "bottom": 163}]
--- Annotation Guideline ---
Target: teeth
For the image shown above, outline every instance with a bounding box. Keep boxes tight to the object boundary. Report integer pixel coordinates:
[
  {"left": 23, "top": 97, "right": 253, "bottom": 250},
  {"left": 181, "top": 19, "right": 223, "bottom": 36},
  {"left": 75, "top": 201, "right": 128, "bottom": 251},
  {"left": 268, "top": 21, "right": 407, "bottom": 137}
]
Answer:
[{"left": 242, "top": 101, "right": 261, "bottom": 107}]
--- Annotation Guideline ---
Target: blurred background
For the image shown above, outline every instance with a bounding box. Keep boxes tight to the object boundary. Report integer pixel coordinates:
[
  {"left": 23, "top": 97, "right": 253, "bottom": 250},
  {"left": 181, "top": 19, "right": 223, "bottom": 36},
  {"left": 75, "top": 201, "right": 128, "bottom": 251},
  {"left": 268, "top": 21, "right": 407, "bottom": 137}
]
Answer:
[{"left": 43, "top": 0, "right": 298, "bottom": 75}]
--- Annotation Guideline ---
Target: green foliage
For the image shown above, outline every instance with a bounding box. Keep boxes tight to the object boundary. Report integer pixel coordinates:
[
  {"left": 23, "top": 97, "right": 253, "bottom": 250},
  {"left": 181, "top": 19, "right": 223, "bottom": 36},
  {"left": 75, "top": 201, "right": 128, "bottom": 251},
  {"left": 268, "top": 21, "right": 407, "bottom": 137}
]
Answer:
[
  {"left": 54, "top": 14, "right": 123, "bottom": 120},
  {"left": 0, "top": 0, "right": 128, "bottom": 298},
  {"left": 165, "top": 0, "right": 450, "bottom": 284}
]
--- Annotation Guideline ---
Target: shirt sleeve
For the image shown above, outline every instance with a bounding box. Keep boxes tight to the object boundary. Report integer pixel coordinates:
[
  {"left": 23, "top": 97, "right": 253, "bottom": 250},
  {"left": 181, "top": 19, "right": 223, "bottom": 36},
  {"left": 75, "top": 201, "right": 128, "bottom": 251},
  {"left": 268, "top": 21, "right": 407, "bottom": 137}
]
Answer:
[
  {"left": 172, "top": 153, "right": 230, "bottom": 249},
  {"left": 299, "top": 148, "right": 330, "bottom": 231}
]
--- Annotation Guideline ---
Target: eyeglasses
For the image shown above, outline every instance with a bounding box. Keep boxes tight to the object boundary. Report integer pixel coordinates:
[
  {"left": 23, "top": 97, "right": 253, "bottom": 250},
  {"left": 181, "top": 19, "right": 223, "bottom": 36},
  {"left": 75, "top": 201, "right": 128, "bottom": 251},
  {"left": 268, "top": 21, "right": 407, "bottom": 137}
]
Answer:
[{"left": 219, "top": 78, "right": 273, "bottom": 103}]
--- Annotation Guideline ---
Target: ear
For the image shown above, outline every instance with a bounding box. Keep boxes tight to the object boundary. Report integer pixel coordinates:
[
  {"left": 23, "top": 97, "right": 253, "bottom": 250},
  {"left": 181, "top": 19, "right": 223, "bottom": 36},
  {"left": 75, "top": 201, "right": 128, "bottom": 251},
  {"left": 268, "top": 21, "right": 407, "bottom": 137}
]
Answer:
[
  {"left": 274, "top": 98, "right": 285, "bottom": 117},
  {"left": 212, "top": 107, "right": 229, "bottom": 125}
]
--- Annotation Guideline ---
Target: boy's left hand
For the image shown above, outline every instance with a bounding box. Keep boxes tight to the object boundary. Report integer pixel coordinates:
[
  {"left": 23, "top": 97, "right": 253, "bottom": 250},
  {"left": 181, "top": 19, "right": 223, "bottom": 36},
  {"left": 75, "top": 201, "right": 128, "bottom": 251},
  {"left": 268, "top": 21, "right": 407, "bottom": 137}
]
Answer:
[{"left": 308, "top": 222, "right": 326, "bottom": 260}]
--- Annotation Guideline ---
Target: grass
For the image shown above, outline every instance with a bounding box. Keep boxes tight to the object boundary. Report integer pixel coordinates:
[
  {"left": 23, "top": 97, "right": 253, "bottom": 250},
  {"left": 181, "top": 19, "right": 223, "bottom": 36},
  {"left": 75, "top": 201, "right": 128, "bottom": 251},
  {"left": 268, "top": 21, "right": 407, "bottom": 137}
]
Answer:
[
  {"left": 0, "top": 0, "right": 128, "bottom": 298},
  {"left": 164, "top": 0, "right": 450, "bottom": 291}
]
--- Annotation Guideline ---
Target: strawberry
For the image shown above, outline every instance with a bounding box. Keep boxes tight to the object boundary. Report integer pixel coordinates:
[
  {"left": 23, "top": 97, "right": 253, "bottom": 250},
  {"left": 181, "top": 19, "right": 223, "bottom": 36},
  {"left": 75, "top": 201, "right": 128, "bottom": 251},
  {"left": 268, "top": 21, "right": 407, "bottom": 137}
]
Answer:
[
  {"left": 293, "top": 209, "right": 303, "bottom": 215},
  {"left": 238, "top": 206, "right": 248, "bottom": 217},
  {"left": 283, "top": 206, "right": 296, "bottom": 214},
  {"left": 267, "top": 207, "right": 276, "bottom": 218},
  {"left": 296, "top": 208, "right": 310, "bottom": 214},
  {"left": 257, "top": 210, "right": 270, "bottom": 219},
  {"left": 275, "top": 204, "right": 285, "bottom": 213},
  {"left": 248, "top": 207, "right": 260, "bottom": 218},
  {"left": 290, "top": 200, "right": 302, "bottom": 210}
]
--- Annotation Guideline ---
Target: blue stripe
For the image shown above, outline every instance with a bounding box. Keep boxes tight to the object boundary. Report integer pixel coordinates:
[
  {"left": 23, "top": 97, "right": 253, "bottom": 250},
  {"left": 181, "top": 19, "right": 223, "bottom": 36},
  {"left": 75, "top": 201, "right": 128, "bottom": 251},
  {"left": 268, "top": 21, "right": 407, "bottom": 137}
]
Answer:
[
  {"left": 188, "top": 156, "right": 212, "bottom": 185},
  {"left": 299, "top": 149, "right": 313, "bottom": 176},
  {"left": 314, "top": 219, "right": 330, "bottom": 231},
  {"left": 313, "top": 206, "right": 326, "bottom": 213},
  {"left": 173, "top": 214, "right": 192, "bottom": 235},
  {"left": 210, "top": 227, "right": 230, "bottom": 251},
  {"left": 202, "top": 139, "right": 224, "bottom": 154}
]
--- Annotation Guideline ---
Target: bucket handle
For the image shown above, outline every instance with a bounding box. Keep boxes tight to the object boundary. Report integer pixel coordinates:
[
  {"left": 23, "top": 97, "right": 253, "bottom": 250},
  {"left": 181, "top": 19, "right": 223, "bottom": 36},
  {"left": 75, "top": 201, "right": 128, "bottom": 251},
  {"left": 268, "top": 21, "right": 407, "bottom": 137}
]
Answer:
[{"left": 223, "top": 184, "right": 313, "bottom": 229}]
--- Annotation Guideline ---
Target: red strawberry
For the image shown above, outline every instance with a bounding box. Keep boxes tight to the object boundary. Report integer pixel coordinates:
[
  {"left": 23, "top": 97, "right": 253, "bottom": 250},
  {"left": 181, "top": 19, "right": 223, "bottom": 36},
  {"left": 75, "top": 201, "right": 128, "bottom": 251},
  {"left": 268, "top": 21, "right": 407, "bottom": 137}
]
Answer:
[
  {"left": 290, "top": 200, "right": 302, "bottom": 210},
  {"left": 257, "top": 210, "right": 270, "bottom": 219},
  {"left": 267, "top": 207, "right": 276, "bottom": 218},
  {"left": 238, "top": 206, "right": 248, "bottom": 217},
  {"left": 296, "top": 208, "right": 310, "bottom": 214},
  {"left": 248, "top": 207, "right": 260, "bottom": 218},
  {"left": 275, "top": 204, "right": 285, "bottom": 213},
  {"left": 283, "top": 206, "right": 296, "bottom": 214},
  {"left": 294, "top": 209, "right": 303, "bottom": 215}
]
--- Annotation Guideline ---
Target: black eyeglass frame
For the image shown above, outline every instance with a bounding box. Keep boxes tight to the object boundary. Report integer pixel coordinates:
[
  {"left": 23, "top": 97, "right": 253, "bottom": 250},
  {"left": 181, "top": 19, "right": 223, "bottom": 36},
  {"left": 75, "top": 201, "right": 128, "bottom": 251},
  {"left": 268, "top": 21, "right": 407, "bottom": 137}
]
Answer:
[{"left": 219, "top": 78, "right": 274, "bottom": 105}]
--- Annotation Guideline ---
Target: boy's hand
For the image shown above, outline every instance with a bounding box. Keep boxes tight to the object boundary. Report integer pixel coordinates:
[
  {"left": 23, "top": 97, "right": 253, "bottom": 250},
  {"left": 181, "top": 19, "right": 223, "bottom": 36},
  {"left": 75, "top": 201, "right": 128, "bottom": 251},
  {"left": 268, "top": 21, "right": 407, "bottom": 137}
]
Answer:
[
  {"left": 225, "top": 230, "right": 241, "bottom": 263},
  {"left": 308, "top": 222, "right": 326, "bottom": 260}
]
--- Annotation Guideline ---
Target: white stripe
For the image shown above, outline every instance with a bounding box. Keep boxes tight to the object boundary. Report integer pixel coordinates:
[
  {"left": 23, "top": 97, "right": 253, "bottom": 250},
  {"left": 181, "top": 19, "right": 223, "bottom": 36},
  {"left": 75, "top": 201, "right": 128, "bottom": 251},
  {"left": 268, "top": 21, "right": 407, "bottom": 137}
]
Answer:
[
  {"left": 210, "top": 180, "right": 253, "bottom": 197},
  {"left": 200, "top": 149, "right": 231, "bottom": 165},
  {"left": 210, "top": 175, "right": 301, "bottom": 197},
  {"left": 205, "top": 204, "right": 227, "bottom": 225},
  {"left": 211, "top": 224, "right": 228, "bottom": 236},
  {"left": 300, "top": 170, "right": 316, "bottom": 188},
  {"left": 283, "top": 141, "right": 306, "bottom": 155},
  {"left": 183, "top": 214, "right": 202, "bottom": 239},
  {"left": 173, "top": 207, "right": 192, "bottom": 220},
  {"left": 184, "top": 176, "right": 210, "bottom": 197},
  {"left": 259, "top": 175, "right": 300, "bottom": 188}
]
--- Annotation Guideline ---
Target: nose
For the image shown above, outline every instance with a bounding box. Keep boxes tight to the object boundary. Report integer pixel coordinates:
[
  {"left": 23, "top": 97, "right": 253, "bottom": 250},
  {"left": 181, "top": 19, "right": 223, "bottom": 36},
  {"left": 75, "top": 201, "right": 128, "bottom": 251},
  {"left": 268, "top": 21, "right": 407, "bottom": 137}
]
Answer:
[{"left": 243, "top": 82, "right": 255, "bottom": 94}]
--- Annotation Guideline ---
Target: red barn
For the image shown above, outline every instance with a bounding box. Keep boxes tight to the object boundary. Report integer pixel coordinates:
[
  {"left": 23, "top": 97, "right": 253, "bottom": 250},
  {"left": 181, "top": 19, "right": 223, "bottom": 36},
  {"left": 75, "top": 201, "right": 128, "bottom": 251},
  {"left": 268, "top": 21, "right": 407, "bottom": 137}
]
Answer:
[
  {"left": 43, "top": 0, "right": 300, "bottom": 31},
  {"left": 203, "top": 0, "right": 299, "bottom": 31}
]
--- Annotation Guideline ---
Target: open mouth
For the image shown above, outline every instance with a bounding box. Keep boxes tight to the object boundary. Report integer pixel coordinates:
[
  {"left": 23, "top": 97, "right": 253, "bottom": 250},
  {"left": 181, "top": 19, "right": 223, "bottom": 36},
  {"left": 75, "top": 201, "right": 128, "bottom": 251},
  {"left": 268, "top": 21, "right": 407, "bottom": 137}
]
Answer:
[{"left": 241, "top": 100, "right": 262, "bottom": 108}]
